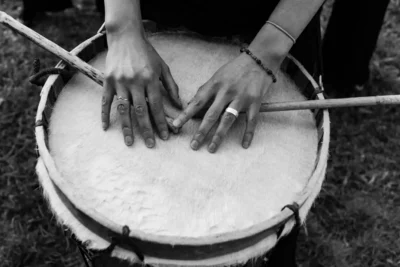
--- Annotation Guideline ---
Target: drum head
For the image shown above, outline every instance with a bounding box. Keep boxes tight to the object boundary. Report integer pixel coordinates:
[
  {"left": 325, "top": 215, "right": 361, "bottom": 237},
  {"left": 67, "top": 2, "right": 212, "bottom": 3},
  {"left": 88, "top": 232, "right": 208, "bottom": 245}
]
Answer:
[{"left": 47, "top": 33, "right": 318, "bottom": 238}]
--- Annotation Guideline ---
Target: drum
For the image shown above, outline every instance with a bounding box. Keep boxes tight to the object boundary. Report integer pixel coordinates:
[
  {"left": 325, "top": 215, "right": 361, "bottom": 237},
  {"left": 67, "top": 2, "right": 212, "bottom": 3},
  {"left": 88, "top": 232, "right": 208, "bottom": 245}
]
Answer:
[{"left": 35, "top": 31, "right": 330, "bottom": 266}]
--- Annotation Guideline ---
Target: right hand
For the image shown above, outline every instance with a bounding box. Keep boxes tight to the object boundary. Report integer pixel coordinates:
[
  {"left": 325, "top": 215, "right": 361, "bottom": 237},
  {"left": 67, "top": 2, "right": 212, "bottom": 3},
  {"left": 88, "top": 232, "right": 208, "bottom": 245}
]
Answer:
[{"left": 101, "top": 33, "right": 182, "bottom": 147}]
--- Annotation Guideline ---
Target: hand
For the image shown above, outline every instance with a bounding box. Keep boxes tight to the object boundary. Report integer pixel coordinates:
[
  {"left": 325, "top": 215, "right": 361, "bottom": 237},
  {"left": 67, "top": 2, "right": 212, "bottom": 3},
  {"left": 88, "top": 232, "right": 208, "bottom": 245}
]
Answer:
[
  {"left": 101, "top": 34, "right": 182, "bottom": 147},
  {"left": 172, "top": 53, "right": 276, "bottom": 153}
]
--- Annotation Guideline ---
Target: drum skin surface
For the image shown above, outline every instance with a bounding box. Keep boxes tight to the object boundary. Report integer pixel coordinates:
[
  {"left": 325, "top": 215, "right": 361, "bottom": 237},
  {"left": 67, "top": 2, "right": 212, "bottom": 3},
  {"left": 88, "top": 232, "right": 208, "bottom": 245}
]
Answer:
[{"left": 47, "top": 33, "right": 318, "bottom": 239}]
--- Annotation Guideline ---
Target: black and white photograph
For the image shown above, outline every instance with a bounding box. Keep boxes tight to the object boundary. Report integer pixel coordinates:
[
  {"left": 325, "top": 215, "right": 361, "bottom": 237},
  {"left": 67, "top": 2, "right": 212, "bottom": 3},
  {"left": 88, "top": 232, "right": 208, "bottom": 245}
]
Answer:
[{"left": 0, "top": 0, "right": 399, "bottom": 266}]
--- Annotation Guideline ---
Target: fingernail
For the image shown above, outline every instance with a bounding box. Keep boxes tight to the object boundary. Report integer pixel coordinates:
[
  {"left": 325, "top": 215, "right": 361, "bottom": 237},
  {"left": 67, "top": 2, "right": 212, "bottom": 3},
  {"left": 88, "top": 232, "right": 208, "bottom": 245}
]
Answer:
[
  {"left": 125, "top": 136, "right": 133, "bottom": 146},
  {"left": 190, "top": 140, "right": 199, "bottom": 150},
  {"left": 242, "top": 141, "right": 250, "bottom": 149},
  {"left": 160, "top": 131, "right": 169, "bottom": 140},
  {"left": 146, "top": 138, "right": 155, "bottom": 148},
  {"left": 172, "top": 119, "right": 181, "bottom": 127},
  {"left": 177, "top": 100, "right": 183, "bottom": 109},
  {"left": 171, "top": 126, "right": 180, "bottom": 134},
  {"left": 208, "top": 143, "right": 217, "bottom": 153}
]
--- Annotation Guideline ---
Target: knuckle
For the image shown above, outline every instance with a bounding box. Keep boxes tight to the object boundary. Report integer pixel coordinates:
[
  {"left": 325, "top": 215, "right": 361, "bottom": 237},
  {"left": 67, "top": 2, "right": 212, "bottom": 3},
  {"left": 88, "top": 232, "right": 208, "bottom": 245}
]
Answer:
[
  {"left": 134, "top": 105, "right": 146, "bottom": 116},
  {"left": 223, "top": 113, "right": 237, "bottom": 124},
  {"left": 163, "top": 64, "right": 171, "bottom": 73},
  {"left": 157, "top": 122, "right": 168, "bottom": 131},
  {"left": 105, "top": 73, "right": 114, "bottom": 83},
  {"left": 149, "top": 98, "right": 163, "bottom": 111},
  {"left": 247, "top": 115, "right": 258, "bottom": 127},
  {"left": 212, "top": 135, "right": 222, "bottom": 144},
  {"left": 251, "top": 113, "right": 259, "bottom": 122},
  {"left": 189, "top": 97, "right": 202, "bottom": 107},
  {"left": 247, "top": 93, "right": 260, "bottom": 103},
  {"left": 244, "top": 132, "right": 254, "bottom": 141},
  {"left": 205, "top": 110, "right": 220, "bottom": 122},
  {"left": 106, "top": 70, "right": 134, "bottom": 84},
  {"left": 141, "top": 128, "right": 153, "bottom": 138},
  {"left": 194, "top": 131, "right": 205, "bottom": 141},
  {"left": 223, "top": 87, "right": 236, "bottom": 98},
  {"left": 114, "top": 74, "right": 130, "bottom": 83},
  {"left": 101, "top": 116, "right": 108, "bottom": 124},
  {"left": 139, "top": 68, "right": 156, "bottom": 82},
  {"left": 122, "top": 126, "right": 132, "bottom": 135},
  {"left": 151, "top": 104, "right": 162, "bottom": 114},
  {"left": 181, "top": 110, "right": 189, "bottom": 118},
  {"left": 209, "top": 78, "right": 222, "bottom": 89},
  {"left": 197, "top": 85, "right": 206, "bottom": 93},
  {"left": 210, "top": 83, "right": 224, "bottom": 95},
  {"left": 102, "top": 96, "right": 110, "bottom": 106},
  {"left": 117, "top": 103, "right": 128, "bottom": 114}
]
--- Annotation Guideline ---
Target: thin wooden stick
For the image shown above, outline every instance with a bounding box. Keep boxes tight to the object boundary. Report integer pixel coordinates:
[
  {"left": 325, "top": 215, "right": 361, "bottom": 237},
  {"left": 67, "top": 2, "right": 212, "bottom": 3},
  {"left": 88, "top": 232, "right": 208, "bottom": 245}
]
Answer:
[
  {"left": 1, "top": 11, "right": 400, "bottom": 112},
  {"left": 0, "top": 11, "right": 104, "bottom": 86},
  {"left": 260, "top": 95, "right": 400, "bottom": 112}
]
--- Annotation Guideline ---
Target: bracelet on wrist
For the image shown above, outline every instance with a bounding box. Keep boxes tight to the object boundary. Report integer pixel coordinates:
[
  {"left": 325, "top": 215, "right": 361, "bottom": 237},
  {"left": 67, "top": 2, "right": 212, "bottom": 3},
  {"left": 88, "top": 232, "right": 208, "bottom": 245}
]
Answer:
[
  {"left": 240, "top": 47, "right": 277, "bottom": 83},
  {"left": 265, "top": 21, "right": 296, "bottom": 44}
]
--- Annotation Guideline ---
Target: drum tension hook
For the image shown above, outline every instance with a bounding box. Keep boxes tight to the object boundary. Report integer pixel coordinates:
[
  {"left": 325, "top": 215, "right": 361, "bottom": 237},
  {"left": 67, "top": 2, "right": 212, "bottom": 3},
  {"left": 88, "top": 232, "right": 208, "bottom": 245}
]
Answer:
[
  {"left": 69, "top": 225, "right": 145, "bottom": 266},
  {"left": 101, "top": 225, "right": 145, "bottom": 262},
  {"left": 276, "top": 202, "right": 301, "bottom": 239},
  {"left": 67, "top": 231, "right": 98, "bottom": 266},
  {"left": 102, "top": 225, "right": 131, "bottom": 255}
]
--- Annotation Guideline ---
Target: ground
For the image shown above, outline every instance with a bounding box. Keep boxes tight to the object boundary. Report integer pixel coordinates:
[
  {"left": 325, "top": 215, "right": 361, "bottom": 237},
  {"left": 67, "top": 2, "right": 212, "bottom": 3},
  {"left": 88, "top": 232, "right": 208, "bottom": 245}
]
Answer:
[{"left": 0, "top": 1, "right": 399, "bottom": 266}]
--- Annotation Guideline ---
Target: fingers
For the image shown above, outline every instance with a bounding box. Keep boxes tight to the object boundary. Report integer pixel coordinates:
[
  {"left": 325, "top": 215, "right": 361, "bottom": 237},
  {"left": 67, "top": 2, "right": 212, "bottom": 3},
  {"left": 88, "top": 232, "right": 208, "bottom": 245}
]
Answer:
[
  {"left": 147, "top": 81, "right": 169, "bottom": 141},
  {"left": 115, "top": 85, "right": 134, "bottom": 146},
  {"left": 101, "top": 79, "right": 115, "bottom": 131},
  {"left": 165, "top": 115, "right": 180, "bottom": 134},
  {"left": 242, "top": 100, "right": 261, "bottom": 149},
  {"left": 207, "top": 102, "right": 242, "bottom": 153},
  {"left": 173, "top": 82, "right": 215, "bottom": 128},
  {"left": 131, "top": 86, "right": 155, "bottom": 148},
  {"left": 161, "top": 64, "right": 182, "bottom": 109},
  {"left": 190, "top": 97, "right": 226, "bottom": 150}
]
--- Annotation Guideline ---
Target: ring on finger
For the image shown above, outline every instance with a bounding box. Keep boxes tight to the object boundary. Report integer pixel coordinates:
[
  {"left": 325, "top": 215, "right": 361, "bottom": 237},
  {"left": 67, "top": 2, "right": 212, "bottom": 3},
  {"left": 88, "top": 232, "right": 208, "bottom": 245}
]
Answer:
[
  {"left": 225, "top": 107, "right": 239, "bottom": 118},
  {"left": 117, "top": 96, "right": 129, "bottom": 101}
]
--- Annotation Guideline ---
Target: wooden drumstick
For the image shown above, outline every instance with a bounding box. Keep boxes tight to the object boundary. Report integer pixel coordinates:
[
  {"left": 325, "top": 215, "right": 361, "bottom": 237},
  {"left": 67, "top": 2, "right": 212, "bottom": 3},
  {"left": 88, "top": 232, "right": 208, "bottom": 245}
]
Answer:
[
  {"left": 0, "top": 11, "right": 104, "bottom": 86},
  {"left": 259, "top": 95, "right": 400, "bottom": 112},
  {"left": 1, "top": 11, "right": 400, "bottom": 113}
]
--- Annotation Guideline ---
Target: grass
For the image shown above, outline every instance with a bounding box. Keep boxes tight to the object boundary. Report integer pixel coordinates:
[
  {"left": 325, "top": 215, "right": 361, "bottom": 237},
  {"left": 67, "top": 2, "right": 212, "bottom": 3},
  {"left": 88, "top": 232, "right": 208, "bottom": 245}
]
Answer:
[{"left": 0, "top": 0, "right": 399, "bottom": 266}]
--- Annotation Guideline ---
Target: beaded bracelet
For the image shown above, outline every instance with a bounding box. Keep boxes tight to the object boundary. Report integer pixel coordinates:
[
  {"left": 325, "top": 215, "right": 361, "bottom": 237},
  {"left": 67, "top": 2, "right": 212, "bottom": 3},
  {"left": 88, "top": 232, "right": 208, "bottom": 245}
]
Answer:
[{"left": 240, "top": 47, "right": 277, "bottom": 83}]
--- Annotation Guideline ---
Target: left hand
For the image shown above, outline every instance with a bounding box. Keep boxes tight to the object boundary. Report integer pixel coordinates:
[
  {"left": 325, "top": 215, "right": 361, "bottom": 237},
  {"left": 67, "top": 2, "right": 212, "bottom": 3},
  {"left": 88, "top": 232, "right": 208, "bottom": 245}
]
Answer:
[{"left": 172, "top": 52, "right": 277, "bottom": 153}]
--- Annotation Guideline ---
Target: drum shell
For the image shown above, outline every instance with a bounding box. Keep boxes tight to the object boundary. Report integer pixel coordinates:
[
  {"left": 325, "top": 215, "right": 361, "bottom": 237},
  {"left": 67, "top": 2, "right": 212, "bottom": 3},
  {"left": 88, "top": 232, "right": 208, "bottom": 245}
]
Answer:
[{"left": 35, "top": 31, "right": 330, "bottom": 267}]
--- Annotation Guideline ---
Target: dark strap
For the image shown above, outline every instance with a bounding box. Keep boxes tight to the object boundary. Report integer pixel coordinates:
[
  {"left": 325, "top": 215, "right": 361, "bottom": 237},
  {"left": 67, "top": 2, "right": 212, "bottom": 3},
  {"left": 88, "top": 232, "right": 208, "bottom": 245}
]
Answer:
[
  {"left": 50, "top": 177, "right": 288, "bottom": 262},
  {"left": 29, "top": 59, "right": 72, "bottom": 86}
]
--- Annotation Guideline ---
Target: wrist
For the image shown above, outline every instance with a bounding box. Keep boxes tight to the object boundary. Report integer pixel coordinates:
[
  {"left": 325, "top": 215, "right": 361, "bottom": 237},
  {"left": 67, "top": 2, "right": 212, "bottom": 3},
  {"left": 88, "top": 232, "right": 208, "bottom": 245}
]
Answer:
[
  {"left": 240, "top": 48, "right": 277, "bottom": 83},
  {"left": 248, "top": 23, "right": 294, "bottom": 69},
  {"left": 104, "top": 0, "right": 144, "bottom": 39},
  {"left": 105, "top": 19, "right": 145, "bottom": 40}
]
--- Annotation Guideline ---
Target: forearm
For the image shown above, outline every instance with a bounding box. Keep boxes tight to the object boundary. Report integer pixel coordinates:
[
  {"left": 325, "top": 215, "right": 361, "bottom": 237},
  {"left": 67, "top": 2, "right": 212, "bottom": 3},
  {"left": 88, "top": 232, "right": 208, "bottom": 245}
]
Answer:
[
  {"left": 249, "top": 0, "right": 325, "bottom": 68},
  {"left": 104, "top": 0, "right": 144, "bottom": 38}
]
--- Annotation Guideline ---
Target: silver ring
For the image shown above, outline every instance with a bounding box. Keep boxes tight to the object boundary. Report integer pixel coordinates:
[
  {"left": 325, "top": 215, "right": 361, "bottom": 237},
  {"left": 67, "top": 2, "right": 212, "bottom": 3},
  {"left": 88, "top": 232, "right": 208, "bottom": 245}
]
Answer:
[
  {"left": 117, "top": 96, "right": 129, "bottom": 102},
  {"left": 225, "top": 107, "right": 239, "bottom": 118}
]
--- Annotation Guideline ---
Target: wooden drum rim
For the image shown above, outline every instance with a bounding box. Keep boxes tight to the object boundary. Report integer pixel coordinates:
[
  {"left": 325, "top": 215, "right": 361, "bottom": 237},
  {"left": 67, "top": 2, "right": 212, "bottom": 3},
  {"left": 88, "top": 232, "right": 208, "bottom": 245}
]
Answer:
[{"left": 35, "top": 31, "right": 330, "bottom": 262}]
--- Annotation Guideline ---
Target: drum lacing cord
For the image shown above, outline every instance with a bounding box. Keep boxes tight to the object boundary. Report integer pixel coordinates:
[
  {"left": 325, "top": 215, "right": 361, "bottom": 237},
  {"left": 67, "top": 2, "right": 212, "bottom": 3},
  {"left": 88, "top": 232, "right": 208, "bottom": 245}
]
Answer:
[
  {"left": 69, "top": 225, "right": 145, "bottom": 267},
  {"left": 276, "top": 202, "right": 301, "bottom": 239},
  {"left": 311, "top": 87, "right": 327, "bottom": 100},
  {"left": 68, "top": 230, "right": 96, "bottom": 266},
  {"left": 29, "top": 59, "right": 72, "bottom": 86}
]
